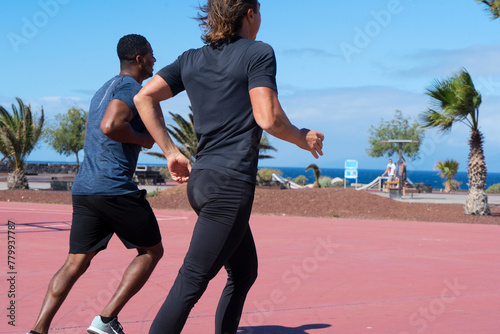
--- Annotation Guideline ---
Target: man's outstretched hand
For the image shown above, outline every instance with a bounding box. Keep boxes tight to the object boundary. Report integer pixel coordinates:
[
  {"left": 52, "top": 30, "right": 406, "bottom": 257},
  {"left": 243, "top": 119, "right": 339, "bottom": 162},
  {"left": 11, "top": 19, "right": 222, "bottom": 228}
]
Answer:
[{"left": 299, "top": 128, "right": 324, "bottom": 159}]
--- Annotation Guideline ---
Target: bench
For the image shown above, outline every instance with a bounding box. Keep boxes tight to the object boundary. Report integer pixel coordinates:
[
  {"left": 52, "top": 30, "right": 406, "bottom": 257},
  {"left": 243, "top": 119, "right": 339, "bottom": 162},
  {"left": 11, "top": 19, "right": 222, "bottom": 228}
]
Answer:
[
  {"left": 50, "top": 180, "right": 73, "bottom": 191},
  {"left": 384, "top": 181, "right": 399, "bottom": 192},
  {"left": 405, "top": 188, "right": 419, "bottom": 198}
]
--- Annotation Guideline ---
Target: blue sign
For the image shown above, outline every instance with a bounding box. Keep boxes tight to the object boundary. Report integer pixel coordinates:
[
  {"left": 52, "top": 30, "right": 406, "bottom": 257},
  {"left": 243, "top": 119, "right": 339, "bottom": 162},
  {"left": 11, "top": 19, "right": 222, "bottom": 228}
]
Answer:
[
  {"left": 345, "top": 160, "right": 358, "bottom": 169},
  {"left": 344, "top": 160, "right": 358, "bottom": 179},
  {"left": 345, "top": 168, "right": 358, "bottom": 179}
]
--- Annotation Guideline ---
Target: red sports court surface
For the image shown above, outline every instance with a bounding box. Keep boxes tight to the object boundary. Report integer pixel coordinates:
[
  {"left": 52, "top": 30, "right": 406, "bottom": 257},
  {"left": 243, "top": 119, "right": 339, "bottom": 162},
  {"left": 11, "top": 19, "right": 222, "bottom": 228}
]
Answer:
[{"left": 1, "top": 201, "right": 500, "bottom": 334}]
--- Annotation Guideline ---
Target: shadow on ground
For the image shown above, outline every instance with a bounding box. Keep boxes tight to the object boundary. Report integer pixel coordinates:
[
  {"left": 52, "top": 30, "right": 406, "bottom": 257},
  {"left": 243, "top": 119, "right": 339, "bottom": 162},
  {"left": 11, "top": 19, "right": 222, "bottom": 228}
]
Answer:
[{"left": 238, "top": 323, "right": 331, "bottom": 333}]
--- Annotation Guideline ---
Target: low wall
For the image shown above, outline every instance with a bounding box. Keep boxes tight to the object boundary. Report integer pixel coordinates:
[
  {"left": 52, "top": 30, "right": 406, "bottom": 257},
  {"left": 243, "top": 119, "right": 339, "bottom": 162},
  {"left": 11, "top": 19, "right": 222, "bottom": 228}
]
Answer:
[
  {"left": 0, "top": 162, "right": 79, "bottom": 174},
  {"left": 0, "top": 162, "right": 170, "bottom": 186}
]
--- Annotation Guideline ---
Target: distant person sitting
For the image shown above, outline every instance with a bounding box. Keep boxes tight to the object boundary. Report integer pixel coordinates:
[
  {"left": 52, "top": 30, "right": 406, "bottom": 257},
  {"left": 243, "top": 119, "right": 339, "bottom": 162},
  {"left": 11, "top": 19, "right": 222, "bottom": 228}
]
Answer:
[{"left": 382, "top": 159, "right": 397, "bottom": 182}]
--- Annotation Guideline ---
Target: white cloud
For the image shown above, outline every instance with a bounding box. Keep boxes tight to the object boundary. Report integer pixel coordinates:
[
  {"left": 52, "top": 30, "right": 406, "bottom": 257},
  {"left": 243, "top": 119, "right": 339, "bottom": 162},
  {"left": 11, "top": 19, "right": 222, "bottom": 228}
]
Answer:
[
  {"left": 392, "top": 44, "right": 500, "bottom": 80},
  {"left": 280, "top": 85, "right": 426, "bottom": 124}
]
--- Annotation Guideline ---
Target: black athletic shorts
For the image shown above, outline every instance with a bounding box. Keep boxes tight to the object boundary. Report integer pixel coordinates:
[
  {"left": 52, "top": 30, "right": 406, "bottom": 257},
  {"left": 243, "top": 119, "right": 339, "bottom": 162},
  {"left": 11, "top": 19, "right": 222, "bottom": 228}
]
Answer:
[{"left": 69, "top": 190, "right": 161, "bottom": 254}]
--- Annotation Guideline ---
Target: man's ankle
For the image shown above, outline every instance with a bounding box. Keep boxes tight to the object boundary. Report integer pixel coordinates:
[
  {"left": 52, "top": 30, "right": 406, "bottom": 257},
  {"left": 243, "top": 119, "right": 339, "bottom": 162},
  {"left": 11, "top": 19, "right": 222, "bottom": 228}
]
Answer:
[{"left": 100, "top": 315, "right": 117, "bottom": 323}]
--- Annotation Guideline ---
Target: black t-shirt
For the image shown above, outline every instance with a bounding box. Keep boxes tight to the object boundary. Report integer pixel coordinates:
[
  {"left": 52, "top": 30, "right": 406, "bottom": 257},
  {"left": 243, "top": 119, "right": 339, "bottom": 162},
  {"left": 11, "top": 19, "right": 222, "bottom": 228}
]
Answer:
[{"left": 158, "top": 37, "right": 277, "bottom": 183}]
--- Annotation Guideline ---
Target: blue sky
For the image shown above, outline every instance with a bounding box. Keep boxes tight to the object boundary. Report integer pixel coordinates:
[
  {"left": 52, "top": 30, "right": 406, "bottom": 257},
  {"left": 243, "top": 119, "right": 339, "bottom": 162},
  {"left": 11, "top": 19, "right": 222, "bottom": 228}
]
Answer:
[{"left": 1, "top": 0, "right": 499, "bottom": 173}]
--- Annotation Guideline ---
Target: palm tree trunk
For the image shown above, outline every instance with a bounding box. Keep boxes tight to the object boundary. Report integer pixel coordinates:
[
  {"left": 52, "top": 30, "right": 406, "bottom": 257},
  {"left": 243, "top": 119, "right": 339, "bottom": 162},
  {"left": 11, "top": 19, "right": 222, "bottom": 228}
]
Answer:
[
  {"left": 7, "top": 168, "right": 29, "bottom": 190},
  {"left": 445, "top": 179, "right": 451, "bottom": 193},
  {"left": 464, "top": 130, "right": 490, "bottom": 215}
]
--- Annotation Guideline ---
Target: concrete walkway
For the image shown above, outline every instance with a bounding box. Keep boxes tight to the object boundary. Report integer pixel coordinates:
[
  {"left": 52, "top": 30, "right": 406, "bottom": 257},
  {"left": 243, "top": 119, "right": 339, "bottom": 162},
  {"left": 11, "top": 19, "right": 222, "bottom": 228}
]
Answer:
[{"left": 370, "top": 190, "right": 500, "bottom": 205}]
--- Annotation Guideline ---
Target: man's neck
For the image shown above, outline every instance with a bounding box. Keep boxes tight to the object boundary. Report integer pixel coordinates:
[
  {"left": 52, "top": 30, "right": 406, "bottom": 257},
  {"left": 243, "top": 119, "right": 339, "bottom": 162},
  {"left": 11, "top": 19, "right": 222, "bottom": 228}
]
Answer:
[{"left": 119, "top": 68, "right": 142, "bottom": 84}]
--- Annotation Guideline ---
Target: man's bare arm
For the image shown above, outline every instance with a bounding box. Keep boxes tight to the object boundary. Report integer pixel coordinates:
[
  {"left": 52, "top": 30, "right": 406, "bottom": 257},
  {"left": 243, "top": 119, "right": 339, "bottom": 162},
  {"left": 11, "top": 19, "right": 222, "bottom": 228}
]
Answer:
[
  {"left": 101, "top": 99, "right": 154, "bottom": 149},
  {"left": 134, "top": 75, "right": 191, "bottom": 183},
  {"left": 250, "top": 87, "right": 324, "bottom": 158}
]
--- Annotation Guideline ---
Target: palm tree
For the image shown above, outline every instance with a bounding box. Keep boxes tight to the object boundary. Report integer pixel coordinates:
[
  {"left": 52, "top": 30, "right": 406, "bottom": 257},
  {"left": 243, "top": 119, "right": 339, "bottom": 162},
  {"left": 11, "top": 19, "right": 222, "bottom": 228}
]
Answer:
[
  {"left": 166, "top": 111, "right": 198, "bottom": 162},
  {"left": 0, "top": 97, "right": 44, "bottom": 189},
  {"left": 435, "top": 159, "right": 460, "bottom": 193},
  {"left": 141, "top": 110, "right": 197, "bottom": 162},
  {"left": 476, "top": 0, "right": 500, "bottom": 19},
  {"left": 421, "top": 69, "right": 489, "bottom": 215},
  {"left": 259, "top": 133, "right": 277, "bottom": 160},
  {"left": 306, "top": 163, "right": 321, "bottom": 188}
]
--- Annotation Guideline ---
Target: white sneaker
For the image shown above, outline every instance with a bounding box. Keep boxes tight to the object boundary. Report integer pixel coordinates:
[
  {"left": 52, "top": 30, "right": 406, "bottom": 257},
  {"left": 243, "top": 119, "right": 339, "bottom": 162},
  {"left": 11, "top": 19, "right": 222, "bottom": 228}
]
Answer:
[{"left": 87, "top": 316, "right": 124, "bottom": 334}]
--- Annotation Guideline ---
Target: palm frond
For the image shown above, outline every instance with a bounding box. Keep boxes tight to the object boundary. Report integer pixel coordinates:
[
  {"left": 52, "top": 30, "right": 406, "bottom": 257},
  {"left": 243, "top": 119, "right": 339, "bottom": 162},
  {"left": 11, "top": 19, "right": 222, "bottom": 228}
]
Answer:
[
  {"left": 306, "top": 163, "right": 321, "bottom": 180},
  {"left": 475, "top": 0, "right": 500, "bottom": 19},
  {"left": 165, "top": 111, "right": 198, "bottom": 162},
  {"left": 434, "top": 159, "right": 459, "bottom": 180},
  {"left": 420, "top": 109, "right": 455, "bottom": 132},
  {"left": 422, "top": 68, "right": 481, "bottom": 132},
  {"left": 0, "top": 97, "right": 44, "bottom": 170}
]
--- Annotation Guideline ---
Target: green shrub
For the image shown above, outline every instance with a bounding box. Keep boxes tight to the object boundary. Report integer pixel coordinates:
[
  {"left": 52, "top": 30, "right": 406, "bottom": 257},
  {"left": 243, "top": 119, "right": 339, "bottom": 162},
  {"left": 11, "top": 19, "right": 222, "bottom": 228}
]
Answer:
[
  {"left": 486, "top": 183, "right": 500, "bottom": 193},
  {"left": 319, "top": 176, "right": 333, "bottom": 188},
  {"left": 146, "top": 189, "right": 160, "bottom": 197},
  {"left": 332, "top": 180, "right": 347, "bottom": 188},
  {"left": 292, "top": 175, "right": 308, "bottom": 186},
  {"left": 257, "top": 168, "right": 283, "bottom": 185}
]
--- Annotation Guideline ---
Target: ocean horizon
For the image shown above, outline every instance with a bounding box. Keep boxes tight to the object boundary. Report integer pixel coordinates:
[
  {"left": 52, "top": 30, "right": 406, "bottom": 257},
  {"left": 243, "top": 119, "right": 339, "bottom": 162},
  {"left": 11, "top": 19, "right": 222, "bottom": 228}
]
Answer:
[{"left": 262, "top": 166, "right": 500, "bottom": 191}]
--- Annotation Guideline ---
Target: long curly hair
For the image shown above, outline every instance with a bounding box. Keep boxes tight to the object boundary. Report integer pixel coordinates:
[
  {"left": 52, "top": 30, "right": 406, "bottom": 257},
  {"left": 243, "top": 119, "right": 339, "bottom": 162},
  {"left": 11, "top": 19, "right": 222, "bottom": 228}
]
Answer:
[{"left": 197, "top": 0, "right": 258, "bottom": 48}]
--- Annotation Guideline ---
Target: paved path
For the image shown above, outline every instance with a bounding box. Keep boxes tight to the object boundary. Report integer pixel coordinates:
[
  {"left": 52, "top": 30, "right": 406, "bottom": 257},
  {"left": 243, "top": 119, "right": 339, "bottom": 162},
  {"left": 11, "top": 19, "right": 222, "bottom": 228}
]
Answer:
[
  {"left": 0, "top": 178, "right": 172, "bottom": 193},
  {"left": 1, "top": 202, "right": 499, "bottom": 333},
  {"left": 370, "top": 190, "right": 500, "bottom": 205}
]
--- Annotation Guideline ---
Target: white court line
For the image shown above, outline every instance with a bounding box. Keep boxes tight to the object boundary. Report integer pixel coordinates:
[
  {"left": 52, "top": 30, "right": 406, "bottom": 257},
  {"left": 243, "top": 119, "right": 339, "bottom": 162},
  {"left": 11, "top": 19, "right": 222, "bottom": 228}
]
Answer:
[
  {"left": 156, "top": 217, "right": 188, "bottom": 221},
  {"left": 0, "top": 224, "right": 71, "bottom": 231},
  {"left": 0, "top": 208, "right": 71, "bottom": 215},
  {"left": 0, "top": 219, "right": 187, "bottom": 230},
  {"left": 0, "top": 213, "right": 186, "bottom": 221},
  {"left": 0, "top": 207, "right": 190, "bottom": 217}
]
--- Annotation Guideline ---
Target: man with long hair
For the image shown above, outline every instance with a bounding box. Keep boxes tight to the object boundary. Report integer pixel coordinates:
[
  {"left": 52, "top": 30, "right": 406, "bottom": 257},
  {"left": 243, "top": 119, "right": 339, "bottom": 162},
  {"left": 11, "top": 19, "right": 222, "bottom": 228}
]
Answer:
[{"left": 135, "top": 1, "right": 324, "bottom": 333}]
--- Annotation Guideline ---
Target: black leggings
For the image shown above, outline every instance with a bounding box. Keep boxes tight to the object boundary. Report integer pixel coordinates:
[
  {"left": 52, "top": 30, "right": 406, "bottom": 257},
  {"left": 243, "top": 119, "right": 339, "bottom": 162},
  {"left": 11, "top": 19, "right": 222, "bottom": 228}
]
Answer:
[{"left": 150, "top": 169, "right": 258, "bottom": 334}]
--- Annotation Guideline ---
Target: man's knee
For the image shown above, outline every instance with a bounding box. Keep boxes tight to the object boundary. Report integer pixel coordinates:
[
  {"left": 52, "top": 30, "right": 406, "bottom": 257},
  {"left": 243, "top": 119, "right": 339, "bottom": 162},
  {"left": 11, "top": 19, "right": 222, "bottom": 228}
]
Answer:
[
  {"left": 63, "top": 252, "right": 95, "bottom": 276},
  {"left": 139, "top": 242, "right": 164, "bottom": 262}
]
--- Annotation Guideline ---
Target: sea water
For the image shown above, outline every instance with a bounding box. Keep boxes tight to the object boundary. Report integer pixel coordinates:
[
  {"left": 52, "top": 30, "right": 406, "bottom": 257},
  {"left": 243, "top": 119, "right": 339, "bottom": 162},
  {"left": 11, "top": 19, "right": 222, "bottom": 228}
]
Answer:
[{"left": 262, "top": 167, "right": 500, "bottom": 190}]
